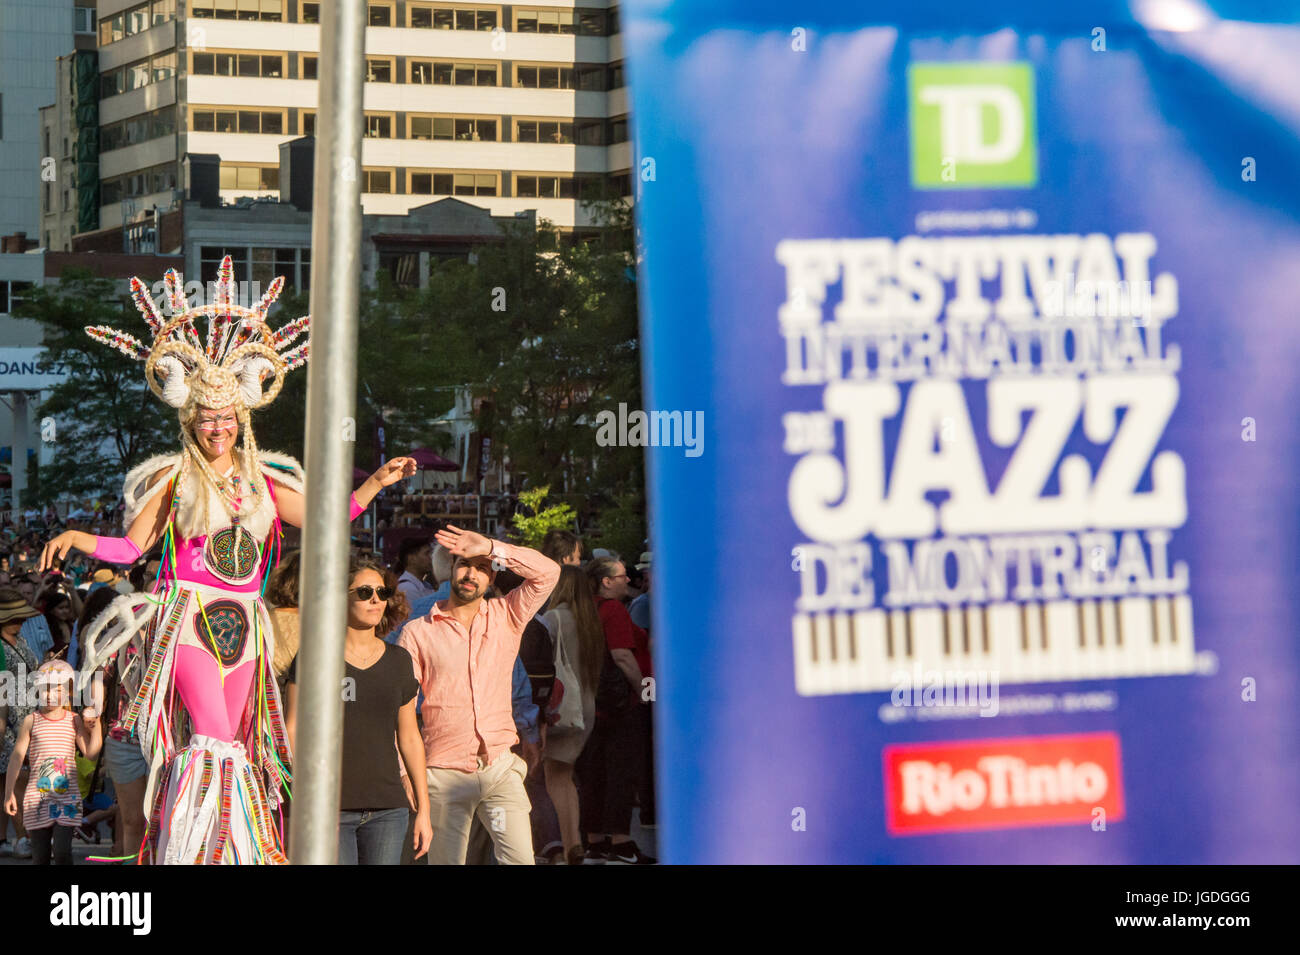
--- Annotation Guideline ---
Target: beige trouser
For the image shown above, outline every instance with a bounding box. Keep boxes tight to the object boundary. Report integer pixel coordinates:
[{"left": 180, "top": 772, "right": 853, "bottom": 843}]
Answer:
[{"left": 426, "top": 752, "right": 534, "bottom": 865}]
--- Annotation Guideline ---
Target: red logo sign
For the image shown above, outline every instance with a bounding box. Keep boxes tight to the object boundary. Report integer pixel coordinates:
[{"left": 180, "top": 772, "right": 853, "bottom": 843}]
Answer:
[{"left": 883, "top": 733, "right": 1125, "bottom": 835}]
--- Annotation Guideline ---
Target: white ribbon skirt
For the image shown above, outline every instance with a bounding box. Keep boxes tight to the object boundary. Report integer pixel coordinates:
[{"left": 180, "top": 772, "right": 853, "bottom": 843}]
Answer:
[{"left": 155, "top": 735, "right": 287, "bottom": 865}]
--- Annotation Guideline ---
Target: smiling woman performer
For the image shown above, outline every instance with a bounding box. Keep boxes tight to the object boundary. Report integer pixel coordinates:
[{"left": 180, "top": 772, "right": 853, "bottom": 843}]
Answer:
[{"left": 38, "top": 257, "right": 415, "bottom": 864}]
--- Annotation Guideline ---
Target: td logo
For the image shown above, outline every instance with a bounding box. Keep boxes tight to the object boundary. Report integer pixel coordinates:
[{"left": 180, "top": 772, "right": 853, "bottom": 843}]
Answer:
[{"left": 908, "top": 62, "right": 1037, "bottom": 189}]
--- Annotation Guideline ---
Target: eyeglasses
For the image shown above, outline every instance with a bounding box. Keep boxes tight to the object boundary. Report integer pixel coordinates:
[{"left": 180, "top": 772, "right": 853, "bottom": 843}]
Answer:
[
  {"left": 196, "top": 416, "right": 237, "bottom": 432},
  {"left": 350, "top": 585, "right": 393, "bottom": 602},
  {"left": 609, "top": 574, "right": 629, "bottom": 582}
]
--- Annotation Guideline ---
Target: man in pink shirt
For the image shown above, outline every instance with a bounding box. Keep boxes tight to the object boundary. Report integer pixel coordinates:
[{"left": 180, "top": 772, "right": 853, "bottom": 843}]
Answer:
[{"left": 397, "top": 524, "right": 560, "bottom": 865}]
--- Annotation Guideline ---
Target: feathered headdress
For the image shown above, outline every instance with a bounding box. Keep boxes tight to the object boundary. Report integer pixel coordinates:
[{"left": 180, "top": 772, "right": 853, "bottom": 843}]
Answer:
[
  {"left": 86, "top": 255, "right": 309, "bottom": 412},
  {"left": 84, "top": 255, "right": 311, "bottom": 533}
]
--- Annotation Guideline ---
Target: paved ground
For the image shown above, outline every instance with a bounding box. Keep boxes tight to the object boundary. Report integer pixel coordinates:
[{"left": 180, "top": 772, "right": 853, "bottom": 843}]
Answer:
[
  {"left": 1, "top": 812, "right": 658, "bottom": 865},
  {"left": 0, "top": 837, "right": 116, "bottom": 866}
]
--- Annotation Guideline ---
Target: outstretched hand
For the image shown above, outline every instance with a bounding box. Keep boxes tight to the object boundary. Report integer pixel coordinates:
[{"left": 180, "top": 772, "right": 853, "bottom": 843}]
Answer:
[
  {"left": 371, "top": 457, "right": 417, "bottom": 488},
  {"left": 39, "top": 531, "right": 84, "bottom": 574},
  {"left": 434, "top": 525, "right": 492, "bottom": 560}
]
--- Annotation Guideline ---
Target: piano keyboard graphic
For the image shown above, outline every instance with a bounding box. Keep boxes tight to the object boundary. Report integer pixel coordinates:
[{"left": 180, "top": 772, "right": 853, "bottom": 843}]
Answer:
[{"left": 793, "top": 597, "right": 1195, "bottom": 695}]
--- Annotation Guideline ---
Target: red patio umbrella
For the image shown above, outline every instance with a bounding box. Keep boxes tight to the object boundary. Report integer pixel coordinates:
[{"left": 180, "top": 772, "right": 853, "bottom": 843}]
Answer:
[{"left": 407, "top": 447, "right": 459, "bottom": 472}]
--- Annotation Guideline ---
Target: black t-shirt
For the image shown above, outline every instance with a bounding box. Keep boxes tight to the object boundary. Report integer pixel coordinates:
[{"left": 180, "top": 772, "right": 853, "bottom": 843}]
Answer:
[{"left": 287, "top": 642, "right": 419, "bottom": 811}]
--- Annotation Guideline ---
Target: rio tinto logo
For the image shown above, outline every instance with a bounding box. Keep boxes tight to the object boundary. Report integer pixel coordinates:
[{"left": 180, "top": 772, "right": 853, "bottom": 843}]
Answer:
[{"left": 883, "top": 733, "right": 1125, "bottom": 835}]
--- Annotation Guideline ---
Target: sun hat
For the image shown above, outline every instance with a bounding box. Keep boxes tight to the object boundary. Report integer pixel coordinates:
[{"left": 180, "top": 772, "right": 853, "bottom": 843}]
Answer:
[
  {"left": 0, "top": 591, "right": 40, "bottom": 627},
  {"left": 635, "top": 551, "right": 652, "bottom": 570}
]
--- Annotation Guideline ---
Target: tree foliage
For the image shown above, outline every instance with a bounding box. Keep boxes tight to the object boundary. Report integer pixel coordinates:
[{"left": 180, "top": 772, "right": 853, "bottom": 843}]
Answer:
[
  {"left": 18, "top": 270, "right": 175, "bottom": 504},
  {"left": 510, "top": 485, "right": 578, "bottom": 548}
]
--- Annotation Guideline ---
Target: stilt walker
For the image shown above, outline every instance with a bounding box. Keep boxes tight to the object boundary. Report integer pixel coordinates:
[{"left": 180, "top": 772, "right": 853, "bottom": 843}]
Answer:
[{"left": 40, "top": 257, "right": 414, "bottom": 863}]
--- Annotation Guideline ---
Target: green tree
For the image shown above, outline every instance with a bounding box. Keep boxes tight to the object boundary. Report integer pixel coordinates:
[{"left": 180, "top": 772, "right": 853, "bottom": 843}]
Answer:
[
  {"left": 440, "top": 202, "right": 646, "bottom": 548},
  {"left": 19, "top": 274, "right": 315, "bottom": 502},
  {"left": 17, "top": 269, "right": 174, "bottom": 504},
  {"left": 351, "top": 270, "right": 484, "bottom": 469},
  {"left": 510, "top": 485, "right": 577, "bottom": 548},
  {"left": 246, "top": 285, "right": 309, "bottom": 461}
]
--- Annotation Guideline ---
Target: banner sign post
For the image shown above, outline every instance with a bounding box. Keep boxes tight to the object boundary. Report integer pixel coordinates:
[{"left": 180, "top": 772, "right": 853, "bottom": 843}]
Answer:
[{"left": 624, "top": 0, "right": 1300, "bottom": 862}]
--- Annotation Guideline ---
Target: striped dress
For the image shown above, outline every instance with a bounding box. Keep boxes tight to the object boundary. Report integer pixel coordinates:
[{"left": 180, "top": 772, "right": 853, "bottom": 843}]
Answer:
[{"left": 22, "top": 711, "right": 83, "bottom": 830}]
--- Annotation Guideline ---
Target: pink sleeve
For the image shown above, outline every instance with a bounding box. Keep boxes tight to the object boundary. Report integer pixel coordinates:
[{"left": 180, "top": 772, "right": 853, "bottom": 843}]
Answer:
[
  {"left": 349, "top": 493, "right": 366, "bottom": 521},
  {"left": 90, "top": 536, "right": 142, "bottom": 565},
  {"left": 396, "top": 625, "right": 426, "bottom": 692},
  {"left": 492, "top": 541, "right": 562, "bottom": 634}
]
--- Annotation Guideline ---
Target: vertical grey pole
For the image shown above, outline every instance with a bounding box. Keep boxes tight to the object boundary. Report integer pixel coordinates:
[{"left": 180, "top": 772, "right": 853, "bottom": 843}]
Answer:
[{"left": 290, "top": 0, "right": 366, "bottom": 865}]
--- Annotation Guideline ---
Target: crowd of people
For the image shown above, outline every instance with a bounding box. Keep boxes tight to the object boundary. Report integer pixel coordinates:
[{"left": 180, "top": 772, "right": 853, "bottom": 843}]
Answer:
[
  {"left": 3, "top": 253, "right": 654, "bottom": 867},
  {"left": 0, "top": 511, "right": 656, "bottom": 865},
  {"left": 1, "top": 511, "right": 139, "bottom": 862}
]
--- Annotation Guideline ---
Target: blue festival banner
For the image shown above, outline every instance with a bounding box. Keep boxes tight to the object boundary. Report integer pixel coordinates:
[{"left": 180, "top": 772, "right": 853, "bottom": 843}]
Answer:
[{"left": 623, "top": 1, "right": 1300, "bottom": 862}]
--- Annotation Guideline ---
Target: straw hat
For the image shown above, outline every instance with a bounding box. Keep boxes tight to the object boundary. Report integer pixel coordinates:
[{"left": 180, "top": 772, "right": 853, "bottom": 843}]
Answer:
[{"left": 0, "top": 592, "right": 40, "bottom": 627}]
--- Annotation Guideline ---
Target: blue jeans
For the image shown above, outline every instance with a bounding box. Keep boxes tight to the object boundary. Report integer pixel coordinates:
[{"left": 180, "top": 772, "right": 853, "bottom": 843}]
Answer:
[{"left": 338, "top": 808, "right": 409, "bottom": 865}]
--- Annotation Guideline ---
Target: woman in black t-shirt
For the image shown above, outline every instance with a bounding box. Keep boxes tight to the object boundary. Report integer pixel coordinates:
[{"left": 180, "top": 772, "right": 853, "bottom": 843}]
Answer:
[{"left": 285, "top": 555, "right": 431, "bottom": 864}]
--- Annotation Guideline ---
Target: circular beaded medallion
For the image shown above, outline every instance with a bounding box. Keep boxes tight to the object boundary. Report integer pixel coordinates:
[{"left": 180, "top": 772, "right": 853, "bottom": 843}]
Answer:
[
  {"left": 196, "top": 599, "right": 250, "bottom": 666},
  {"left": 205, "top": 525, "right": 259, "bottom": 582}
]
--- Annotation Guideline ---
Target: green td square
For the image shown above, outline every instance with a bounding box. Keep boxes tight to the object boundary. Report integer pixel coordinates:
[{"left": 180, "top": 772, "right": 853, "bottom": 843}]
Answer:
[{"left": 909, "top": 62, "right": 1037, "bottom": 189}]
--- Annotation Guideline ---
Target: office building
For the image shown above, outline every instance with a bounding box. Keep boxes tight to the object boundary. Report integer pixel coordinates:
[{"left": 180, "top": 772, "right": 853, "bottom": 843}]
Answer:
[
  {"left": 93, "top": 0, "right": 632, "bottom": 250},
  {"left": 1, "top": 0, "right": 96, "bottom": 238}
]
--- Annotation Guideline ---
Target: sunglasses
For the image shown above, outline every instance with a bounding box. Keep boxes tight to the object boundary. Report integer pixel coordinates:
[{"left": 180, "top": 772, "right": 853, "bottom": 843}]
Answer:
[{"left": 350, "top": 585, "right": 393, "bottom": 602}]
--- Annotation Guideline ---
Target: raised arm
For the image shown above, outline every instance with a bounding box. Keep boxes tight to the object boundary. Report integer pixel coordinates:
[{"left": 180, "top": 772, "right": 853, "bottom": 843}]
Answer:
[
  {"left": 434, "top": 525, "right": 560, "bottom": 632},
  {"left": 272, "top": 456, "right": 416, "bottom": 529},
  {"left": 352, "top": 457, "right": 418, "bottom": 515},
  {"left": 39, "top": 467, "right": 171, "bottom": 572}
]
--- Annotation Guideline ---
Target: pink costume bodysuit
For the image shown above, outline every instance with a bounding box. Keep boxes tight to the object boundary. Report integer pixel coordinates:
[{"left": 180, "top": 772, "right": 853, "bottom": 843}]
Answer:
[
  {"left": 171, "top": 531, "right": 263, "bottom": 743},
  {"left": 163, "top": 474, "right": 280, "bottom": 750}
]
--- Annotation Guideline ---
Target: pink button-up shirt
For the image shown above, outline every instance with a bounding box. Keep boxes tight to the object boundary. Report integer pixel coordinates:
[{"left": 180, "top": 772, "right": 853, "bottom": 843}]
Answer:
[{"left": 397, "top": 541, "right": 560, "bottom": 772}]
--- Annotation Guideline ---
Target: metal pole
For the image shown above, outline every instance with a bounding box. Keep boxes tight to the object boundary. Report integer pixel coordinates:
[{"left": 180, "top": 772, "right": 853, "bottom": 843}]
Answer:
[{"left": 290, "top": 0, "right": 366, "bottom": 865}]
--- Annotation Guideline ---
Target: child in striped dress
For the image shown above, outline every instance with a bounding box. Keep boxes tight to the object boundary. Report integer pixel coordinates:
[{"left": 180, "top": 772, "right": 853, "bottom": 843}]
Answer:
[{"left": 3, "top": 661, "right": 102, "bottom": 865}]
